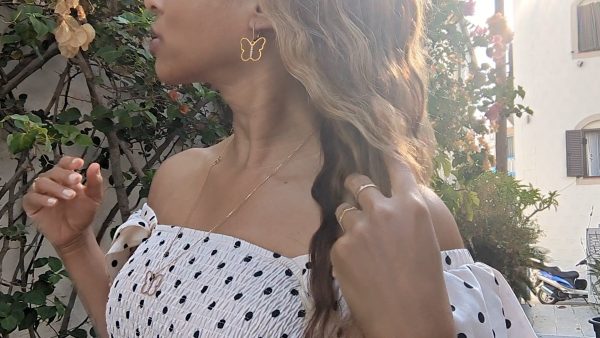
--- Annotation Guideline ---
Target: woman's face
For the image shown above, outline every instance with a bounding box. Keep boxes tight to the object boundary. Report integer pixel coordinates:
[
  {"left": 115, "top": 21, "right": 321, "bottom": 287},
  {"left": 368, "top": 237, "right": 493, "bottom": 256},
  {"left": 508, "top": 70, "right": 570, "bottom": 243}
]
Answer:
[{"left": 144, "top": 0, "right": 255, "bottom": 85}]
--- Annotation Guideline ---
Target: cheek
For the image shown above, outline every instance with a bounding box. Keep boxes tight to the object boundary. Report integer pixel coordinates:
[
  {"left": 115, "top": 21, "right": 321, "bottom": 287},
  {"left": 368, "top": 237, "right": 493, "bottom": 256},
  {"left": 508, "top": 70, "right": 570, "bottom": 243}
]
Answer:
[
  {"left": 155, "top": 32, "right": 241, "bottom": 84},
  {"left": 155, "top": 2, "right": 244, "bottom": 83}
]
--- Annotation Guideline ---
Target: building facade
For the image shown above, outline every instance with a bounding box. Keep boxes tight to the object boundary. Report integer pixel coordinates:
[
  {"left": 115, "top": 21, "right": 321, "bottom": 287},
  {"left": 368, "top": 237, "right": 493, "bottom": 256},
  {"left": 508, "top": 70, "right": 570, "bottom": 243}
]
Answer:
[{"left": 512, "top": 0, "right": 600, "bottom": 274}]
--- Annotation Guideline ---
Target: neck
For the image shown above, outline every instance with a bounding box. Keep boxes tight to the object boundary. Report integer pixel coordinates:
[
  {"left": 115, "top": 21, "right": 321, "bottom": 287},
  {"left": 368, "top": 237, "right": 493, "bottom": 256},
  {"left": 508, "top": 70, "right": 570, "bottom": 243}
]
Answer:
[{"left": 217, "top": 70, "right": 322, "bottom": 169}]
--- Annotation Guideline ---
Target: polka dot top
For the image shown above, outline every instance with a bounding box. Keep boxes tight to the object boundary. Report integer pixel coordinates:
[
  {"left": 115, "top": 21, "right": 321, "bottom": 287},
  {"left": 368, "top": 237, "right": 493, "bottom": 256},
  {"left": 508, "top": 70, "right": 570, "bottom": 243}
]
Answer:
[{"left": 105, "top": 203, "right": 537, "bottom": 338}]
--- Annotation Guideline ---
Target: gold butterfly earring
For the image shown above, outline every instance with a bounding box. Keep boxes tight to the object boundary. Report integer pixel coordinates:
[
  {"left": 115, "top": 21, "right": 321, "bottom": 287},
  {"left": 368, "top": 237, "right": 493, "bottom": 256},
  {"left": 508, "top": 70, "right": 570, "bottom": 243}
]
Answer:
[{"left": 240, "top": 24, "right": 267, "bottom": 62}]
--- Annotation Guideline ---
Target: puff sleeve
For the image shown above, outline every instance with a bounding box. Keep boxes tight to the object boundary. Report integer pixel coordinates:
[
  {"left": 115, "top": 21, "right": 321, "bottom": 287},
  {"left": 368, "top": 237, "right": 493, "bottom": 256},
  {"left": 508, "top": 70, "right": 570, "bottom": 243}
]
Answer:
[
  {"left": 104, "top": 203, "right": 157, "bottom": 285},
  {"left": 439, "top": 248, "right": 536, "bottom": 337},
  {"left": 320, "top": 248, "right": 536, "bottom": 338}
]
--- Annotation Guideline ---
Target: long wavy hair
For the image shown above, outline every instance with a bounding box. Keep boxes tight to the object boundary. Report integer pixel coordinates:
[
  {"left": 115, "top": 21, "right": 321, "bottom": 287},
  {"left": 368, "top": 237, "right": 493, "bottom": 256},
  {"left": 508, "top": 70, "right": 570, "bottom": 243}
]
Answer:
[{"left": 258, "top": 0, "right": 434, "bottom": 336}]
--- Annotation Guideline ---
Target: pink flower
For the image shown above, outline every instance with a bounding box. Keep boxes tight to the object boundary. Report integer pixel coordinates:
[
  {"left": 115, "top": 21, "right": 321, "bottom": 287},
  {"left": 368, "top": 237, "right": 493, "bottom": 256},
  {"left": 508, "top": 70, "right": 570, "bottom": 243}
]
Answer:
[
  {"left": 491, "top": 34, "right": 504, "bottom": 44},
  {"left": 485, "top": 102, "right": 503, "bottom": 122}
]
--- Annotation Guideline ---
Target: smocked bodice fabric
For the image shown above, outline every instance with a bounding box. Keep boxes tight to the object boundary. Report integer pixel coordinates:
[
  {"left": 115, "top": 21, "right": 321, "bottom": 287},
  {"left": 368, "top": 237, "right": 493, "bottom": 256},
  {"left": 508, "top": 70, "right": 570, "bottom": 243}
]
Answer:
[{"left": 104, "top": 203, "right": 537, "bottom": 337}]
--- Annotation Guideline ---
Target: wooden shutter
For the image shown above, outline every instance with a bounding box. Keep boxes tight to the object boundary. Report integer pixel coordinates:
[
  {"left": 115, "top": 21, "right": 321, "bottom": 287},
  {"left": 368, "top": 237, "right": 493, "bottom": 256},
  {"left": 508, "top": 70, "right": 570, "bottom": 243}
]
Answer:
[{"left": 566, "top": 130, "right": 585, "bottom": 177}]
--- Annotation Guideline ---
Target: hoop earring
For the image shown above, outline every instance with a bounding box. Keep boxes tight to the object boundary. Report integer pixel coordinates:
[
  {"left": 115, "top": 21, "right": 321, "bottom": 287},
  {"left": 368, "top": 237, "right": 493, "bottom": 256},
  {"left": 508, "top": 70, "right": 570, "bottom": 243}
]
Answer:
[{"left": 240, "top": 24, "right": 267, "bottom": 62}]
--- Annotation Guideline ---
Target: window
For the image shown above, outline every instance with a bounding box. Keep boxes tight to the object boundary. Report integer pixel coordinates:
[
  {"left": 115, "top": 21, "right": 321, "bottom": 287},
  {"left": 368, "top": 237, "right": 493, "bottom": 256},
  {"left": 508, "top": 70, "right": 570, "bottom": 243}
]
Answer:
[
  {"left": 585, "top": 130, "right": 600, "bottom": 176},
  {"left": 575, "top": 0, "right": 600, "bottom": 54},
  {"left": 566, "top": 129, "right": 600, "bottom": 177},
  {"left": 507, "top": 136, "right": 515, "bottom": 159}
]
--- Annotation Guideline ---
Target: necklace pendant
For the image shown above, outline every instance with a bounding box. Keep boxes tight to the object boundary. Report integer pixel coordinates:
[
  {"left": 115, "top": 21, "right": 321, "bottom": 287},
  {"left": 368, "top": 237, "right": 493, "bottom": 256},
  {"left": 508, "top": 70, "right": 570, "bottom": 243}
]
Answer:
[{"left": 140, "top": 270, "right": 164, "bottom": 296}]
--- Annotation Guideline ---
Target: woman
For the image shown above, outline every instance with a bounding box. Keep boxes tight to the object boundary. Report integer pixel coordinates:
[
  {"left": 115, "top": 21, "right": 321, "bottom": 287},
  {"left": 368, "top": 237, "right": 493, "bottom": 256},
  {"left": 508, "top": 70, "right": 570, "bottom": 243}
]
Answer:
[{"left": 23, "top": 0, "right": 537, "bottom": 337}]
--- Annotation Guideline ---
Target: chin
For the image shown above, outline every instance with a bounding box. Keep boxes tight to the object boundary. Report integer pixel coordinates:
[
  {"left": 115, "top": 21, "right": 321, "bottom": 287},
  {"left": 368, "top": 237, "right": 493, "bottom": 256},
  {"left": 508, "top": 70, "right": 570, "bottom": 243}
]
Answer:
[
  {"left": 155, "top": 61, "right": 196, "bottom": 85},
  {"left": 155, "top": 67, "right": 183, "bottom": 85},
  {"left": 159, "top": 72, "right": 201, "bottom": 86}
]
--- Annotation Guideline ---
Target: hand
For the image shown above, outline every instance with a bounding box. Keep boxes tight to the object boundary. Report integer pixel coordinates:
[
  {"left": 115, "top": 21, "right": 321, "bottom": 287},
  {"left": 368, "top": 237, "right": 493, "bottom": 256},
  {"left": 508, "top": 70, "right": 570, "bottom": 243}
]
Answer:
[
  {"left": 331, "top": 154, "right": 454, "bottom": 338},
  {"left": 22, "top": 156, "right": 104, "bottom": 252}
]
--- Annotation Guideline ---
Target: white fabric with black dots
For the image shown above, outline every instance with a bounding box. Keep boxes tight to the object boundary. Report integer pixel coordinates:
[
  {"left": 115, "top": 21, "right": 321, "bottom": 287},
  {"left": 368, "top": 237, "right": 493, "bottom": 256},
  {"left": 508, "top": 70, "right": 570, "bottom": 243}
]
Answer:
[{"left": 104, "top": 203, "right": 537, "bottom": 337}]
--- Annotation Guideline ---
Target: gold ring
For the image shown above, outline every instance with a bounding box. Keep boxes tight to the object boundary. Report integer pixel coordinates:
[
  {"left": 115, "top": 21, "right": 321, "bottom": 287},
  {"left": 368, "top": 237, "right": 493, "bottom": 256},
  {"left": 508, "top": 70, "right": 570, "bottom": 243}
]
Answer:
[
  {"left": 32, "top": 177, "right": 40, "bottom": 191},
  {"left": 354, "top": 183, "right": 378, "bottom": 201},
  {"left": 337, "top": 206, "right": 358, "bottom": 231}
]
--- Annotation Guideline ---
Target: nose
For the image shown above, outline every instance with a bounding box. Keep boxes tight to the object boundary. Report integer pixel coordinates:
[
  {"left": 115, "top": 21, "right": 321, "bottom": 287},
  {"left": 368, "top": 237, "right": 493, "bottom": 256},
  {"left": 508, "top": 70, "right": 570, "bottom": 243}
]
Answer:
[{"left": 144, "top": 0, "right": 162, "bottom": 14}]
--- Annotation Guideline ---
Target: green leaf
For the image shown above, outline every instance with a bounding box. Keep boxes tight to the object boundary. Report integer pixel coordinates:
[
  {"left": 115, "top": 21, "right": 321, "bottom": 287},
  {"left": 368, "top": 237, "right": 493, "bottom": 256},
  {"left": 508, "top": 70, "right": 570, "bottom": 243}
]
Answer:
[
  {"left": 0, "top": 34, "right": 22, "bottom": 44},
  {"left": 142, "top": 111, "right": 157, "bottom": 126},
  {"left": 48, "top": 257, "right": 63, "bottom": 272},
  {"left": 20, "top": 308, "right": 37, "bottom": 331},
  {"left": 74, "top": 134, "right": 93, "bottom": 146},
  {"left": 91, "top": 106, "right": 112, "bottom": 118},
  {"left": 517, "top": 85, "right": 526, "bottom": 99},
  {"left": 37, "top": 280, "right": 55, "bottom": 295},
  {"left": 17, "top": 4, "right": 43, "bottom": 17},
  {"left": 54, "top": 124, "right": 80, "bottom": 138},
  {"left": 24, "top": 288, "right": 45, "bottom": 305},
  {"left": 7, "top": 132, "right": 36, "bottom": 154},
  {"left": 29, "top": 16, "right": 49, "bottom": 39},
  {"left": 58, "top": 108, "right": 82, "bottom": 123},
  {"left": 70, "top": 328, "right": 88, "bottom": 338},
  {"left": 95, "top": 46, "right": 122, "bottom": 64},
  {"left": 115, "top": 109, "right": 132, "bottom": 128},
  {"left": 92, "top": 117, "right": 114, "bottom": 132},
  {"left": 33, "top": 257, "right": 48, "bottom": 268},
  {"left": 0, "top": 315, "right": 18, "bottom": 331},
  {"left": 47, "top": 274, "right": 61, "bottom": 285},
  {"left": 54, "top": 297, "right": 66, "bottom": 316},
  {"left": 0, "top": 303, "right": 10, "bottom": 317},
  {"left": 43, "top": 18, "right": 56, "bottom": 32},
  {"left": 8, "top": 114, "right": 31, "bottom": 122},
  {"left": 36, "top": 305, "right": 56, "bottom": 321},
  {"left": 114, "top": 16, "right": 130, "bottom": 24}
]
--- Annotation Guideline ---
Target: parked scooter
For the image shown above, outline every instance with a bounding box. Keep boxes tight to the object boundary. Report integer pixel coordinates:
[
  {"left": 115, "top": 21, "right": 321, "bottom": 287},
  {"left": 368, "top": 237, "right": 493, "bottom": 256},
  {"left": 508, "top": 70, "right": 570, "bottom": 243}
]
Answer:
[{"left": 530, "top": 258, "right": 588, "bottom": 304}]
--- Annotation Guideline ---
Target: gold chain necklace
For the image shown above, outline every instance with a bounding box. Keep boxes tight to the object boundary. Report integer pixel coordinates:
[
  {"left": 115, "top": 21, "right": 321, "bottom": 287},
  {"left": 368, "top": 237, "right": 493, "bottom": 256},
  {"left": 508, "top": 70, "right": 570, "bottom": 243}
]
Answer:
[{"left": 140, "top": 131, "right": 316, "bottom": 296}]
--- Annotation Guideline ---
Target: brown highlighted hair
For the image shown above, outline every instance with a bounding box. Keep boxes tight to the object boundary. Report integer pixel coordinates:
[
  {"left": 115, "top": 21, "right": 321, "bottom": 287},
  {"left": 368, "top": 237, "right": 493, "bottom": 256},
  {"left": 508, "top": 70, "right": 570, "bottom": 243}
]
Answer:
[{"left": 259, "top": 0, "right": 434, "bottom": 336}]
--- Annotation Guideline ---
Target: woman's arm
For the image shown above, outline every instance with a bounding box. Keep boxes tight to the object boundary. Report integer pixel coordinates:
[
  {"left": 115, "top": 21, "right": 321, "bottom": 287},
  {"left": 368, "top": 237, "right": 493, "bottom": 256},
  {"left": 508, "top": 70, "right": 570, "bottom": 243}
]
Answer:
[{"left": 56, "top": 227, "right": 110, "bottom": 338}]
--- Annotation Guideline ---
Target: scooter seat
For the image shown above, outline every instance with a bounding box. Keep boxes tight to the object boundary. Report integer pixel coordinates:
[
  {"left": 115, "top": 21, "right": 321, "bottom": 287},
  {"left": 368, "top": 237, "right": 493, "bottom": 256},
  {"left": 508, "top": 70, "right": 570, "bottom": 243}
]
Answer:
[{"left": 544, "top": 266, "right": 579, "bottom": 279}]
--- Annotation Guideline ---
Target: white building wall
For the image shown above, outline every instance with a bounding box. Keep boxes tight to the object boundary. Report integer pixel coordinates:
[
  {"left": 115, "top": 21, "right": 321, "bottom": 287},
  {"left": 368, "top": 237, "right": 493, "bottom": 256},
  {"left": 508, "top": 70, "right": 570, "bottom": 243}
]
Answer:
[{"left": 513, "top": 0, "right": 600, "bottom": 272}]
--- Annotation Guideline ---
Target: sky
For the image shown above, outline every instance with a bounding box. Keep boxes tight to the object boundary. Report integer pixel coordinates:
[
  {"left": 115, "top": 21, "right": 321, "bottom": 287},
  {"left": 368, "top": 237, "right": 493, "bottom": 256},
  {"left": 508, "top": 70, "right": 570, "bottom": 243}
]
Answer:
[
  {"left": 472, "top": 0, "right": 514, "bottom": 28},
  {"left": 471, "top": 0, "right": 515, "bottom": 66}
]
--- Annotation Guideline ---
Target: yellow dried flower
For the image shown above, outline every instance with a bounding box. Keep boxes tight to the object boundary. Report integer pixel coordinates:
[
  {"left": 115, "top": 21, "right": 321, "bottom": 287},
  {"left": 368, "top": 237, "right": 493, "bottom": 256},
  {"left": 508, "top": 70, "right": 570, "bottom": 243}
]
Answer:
[
  {"left": 53, "top": 15, "right": 95, "bottom": 58},
  {"left": 53, "top": 0, "right": 95, "bottom": 59},
  {"left": 54, "top": 0, "right": 79, "bottom": 16},
  {"left": 76, "top": 5, "right": 86, "bottom": 21}
]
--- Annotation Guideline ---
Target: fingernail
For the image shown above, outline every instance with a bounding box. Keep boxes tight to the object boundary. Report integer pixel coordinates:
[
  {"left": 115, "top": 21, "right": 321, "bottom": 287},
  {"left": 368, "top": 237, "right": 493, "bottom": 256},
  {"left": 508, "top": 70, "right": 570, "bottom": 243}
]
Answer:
[
  {"left": 62, "top": 189, "right": 75, "bottom": 198},
  {"left": 71, "top": 158, "right": 78, "bottom": 164},
  {"left": 69, "top": 173, "right": 80, "bottom": 183},
  {"left": 47, "top": 198, "right": 57, "bottom": 206}
]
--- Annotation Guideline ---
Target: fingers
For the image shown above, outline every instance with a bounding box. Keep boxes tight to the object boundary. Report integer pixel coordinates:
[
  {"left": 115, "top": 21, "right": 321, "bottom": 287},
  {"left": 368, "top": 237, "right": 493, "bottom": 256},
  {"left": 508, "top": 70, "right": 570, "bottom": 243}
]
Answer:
[
  {"left": 25, "top": 192, "right": 59, "bottom": 208},
  {"left": 23, "top": 192, "right": 58, "bottom": 217},
  {"left": 83, "top": 162, "right": 103, "bottom": 203},
  {"left": 344, "top": 174, "right": 385, "bottom": 210},
  {"left": 335, "top": 202, "right": 362, "bottom": 233},
  {"left": 32, "top": 176, "right": 78, "bottom": 200},
  {"left": 23, "top": 156, "right": 93, "bottom": 216},
  {"left": 45, "top": 166, "right": 83, "bottom": 187},
  {"left": 383, "top": 153, "right": 418, "bottom": 194},
  {"left": 58, "top": 155, "right": 84, "bottom": 171}
]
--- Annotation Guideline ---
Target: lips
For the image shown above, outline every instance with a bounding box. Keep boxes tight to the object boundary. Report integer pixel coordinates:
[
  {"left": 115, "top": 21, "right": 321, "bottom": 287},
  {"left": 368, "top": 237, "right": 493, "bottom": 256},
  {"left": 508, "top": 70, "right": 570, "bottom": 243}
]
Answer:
[
  {"left": 149, "top": 27, "right": 161, "bottom": 55},
  {"left": 150, "top": 26, "right": 162, "bottom": 39}
]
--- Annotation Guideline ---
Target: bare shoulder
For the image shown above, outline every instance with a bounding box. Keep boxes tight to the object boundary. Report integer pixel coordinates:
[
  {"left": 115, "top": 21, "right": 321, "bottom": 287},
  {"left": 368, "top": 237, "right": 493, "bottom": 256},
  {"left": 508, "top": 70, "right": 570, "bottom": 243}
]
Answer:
[
  {"left": 147, "top": 139, "right": 228, "bottom": 209},
  {"left": 417, "top": 185, "right": 465, "bottom": 251}
]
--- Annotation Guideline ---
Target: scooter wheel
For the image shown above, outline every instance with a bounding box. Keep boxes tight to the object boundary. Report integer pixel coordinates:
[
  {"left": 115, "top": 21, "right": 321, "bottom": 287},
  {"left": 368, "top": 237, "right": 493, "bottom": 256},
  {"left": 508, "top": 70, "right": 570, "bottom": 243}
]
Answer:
[{"left": 537, "top": 288, "right": 559, "bottom": 305}]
